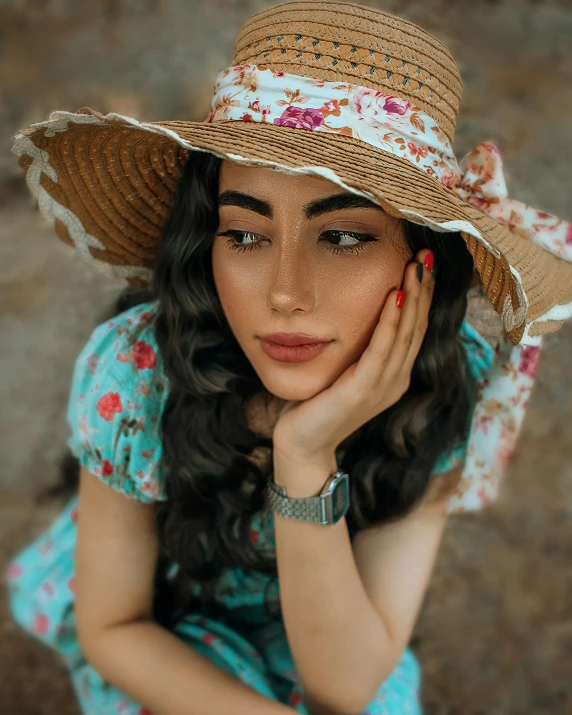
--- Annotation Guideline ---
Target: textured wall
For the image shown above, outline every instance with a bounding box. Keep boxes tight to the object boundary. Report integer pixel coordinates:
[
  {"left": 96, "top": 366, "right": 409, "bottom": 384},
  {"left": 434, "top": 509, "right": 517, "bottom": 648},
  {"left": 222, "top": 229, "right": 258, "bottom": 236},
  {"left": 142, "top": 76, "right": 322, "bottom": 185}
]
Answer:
[{"left": 1, "top": 1, "right": 571, "bottom": 713}]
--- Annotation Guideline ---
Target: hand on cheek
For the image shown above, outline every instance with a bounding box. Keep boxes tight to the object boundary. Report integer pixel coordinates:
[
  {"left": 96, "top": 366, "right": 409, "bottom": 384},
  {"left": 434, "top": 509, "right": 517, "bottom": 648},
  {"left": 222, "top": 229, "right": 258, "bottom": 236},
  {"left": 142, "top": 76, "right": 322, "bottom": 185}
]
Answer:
[{"left": 273, "top": 249, "right": 437, "bottom": 461}]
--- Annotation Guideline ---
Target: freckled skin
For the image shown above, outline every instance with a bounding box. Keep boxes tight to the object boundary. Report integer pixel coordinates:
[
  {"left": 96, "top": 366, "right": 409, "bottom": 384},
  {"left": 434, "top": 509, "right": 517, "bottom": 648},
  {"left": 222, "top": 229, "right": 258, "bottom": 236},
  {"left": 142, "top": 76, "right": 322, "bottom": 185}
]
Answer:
[{"left": 211, "top": 160, "right": 411, "bottom": 422}]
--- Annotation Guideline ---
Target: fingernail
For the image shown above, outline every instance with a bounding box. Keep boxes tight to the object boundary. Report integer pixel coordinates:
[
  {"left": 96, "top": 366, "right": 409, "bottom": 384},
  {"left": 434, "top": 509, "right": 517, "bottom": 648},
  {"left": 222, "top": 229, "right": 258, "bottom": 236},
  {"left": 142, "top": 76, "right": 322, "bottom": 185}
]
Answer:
[
  {"left": 424, "top": 251, "right": 434, "bottom": 273},
  {"left": 416, "top": 263, "right": 424, "bottom": 284},
  {"left": 396, "top": 290, "right": 406, "bottom": 308}
]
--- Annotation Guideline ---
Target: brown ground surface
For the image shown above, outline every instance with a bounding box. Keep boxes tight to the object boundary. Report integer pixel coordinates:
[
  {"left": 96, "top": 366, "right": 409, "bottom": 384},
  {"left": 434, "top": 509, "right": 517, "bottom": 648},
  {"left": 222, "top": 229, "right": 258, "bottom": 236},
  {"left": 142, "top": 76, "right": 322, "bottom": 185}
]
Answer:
[{"left": 1, "top": 1, "right": 572, "bottom": 713}]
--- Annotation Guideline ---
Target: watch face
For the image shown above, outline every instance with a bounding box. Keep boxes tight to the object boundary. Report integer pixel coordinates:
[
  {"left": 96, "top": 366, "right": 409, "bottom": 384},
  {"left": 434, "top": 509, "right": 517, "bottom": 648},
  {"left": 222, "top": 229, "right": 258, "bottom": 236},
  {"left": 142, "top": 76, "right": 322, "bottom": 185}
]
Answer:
[{"left": 331, "top": 475, "right": 349, "bottom": 522}]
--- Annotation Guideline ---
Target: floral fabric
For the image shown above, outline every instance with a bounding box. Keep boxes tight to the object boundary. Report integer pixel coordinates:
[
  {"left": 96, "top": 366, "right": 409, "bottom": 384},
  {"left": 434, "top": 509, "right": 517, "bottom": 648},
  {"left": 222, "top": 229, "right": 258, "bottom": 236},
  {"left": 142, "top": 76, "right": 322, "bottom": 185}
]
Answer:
[
  {"left": 5, "top": 299, "right": 538, "bottom": 713},
  {"left": 208, "top": 63, "right": 458, "bottom": 184}
]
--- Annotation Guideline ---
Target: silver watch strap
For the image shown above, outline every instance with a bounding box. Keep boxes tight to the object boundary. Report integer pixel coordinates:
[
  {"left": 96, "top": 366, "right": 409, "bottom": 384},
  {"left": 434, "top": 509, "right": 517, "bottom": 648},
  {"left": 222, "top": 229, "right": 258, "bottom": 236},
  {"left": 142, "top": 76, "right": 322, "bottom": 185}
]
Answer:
[
  {"left": 265, "top": 471, "right": 350, "bottom": 525},
  {"left": 266, "top": 480, "right": 323, "bottom": 522}
]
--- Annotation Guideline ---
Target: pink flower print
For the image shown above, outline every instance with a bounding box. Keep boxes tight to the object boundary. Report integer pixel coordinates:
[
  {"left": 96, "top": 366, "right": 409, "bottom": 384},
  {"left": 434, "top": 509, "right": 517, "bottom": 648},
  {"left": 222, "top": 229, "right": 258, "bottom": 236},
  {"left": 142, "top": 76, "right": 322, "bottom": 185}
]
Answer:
[
  {"left": 241, "top": 112, "right": 253, "bottom": 121},
  {"left": 38, "top": 540, "right": 53, "bottom": 555},
  {"left": 498, "top": 445, "right": 514, "bottom": 471},
  {"left": 477, "top": 486, "right": 492, "bottom": 509},
  {"left": 41, "top": 582, "right": 54, "bottom": 597},
  {"left": 141, "top": 480, "right": 157, "bottom": 497},
  {"left": 79, "top": 414, "right": 88, "bottom": 436},
  {"left": 518, "top": 346, "right": 541, "bottom": 378},
  {"left": 383, "top": 96, "right": 412, "bottom": 115},
  {"left": 248, "top": 99, "right": 271, "bottom": 118},
  {"left": 354, "top": 88, "right": 403, "bottom": 119},
  {"left": 101, "top": 459, "right": 114, "bottom": 477},
  {"left": 137, "top": 310, "right": 155, "bottom": 327},
  {"left": 86, "top": 352, "right": 98, "bottom": 376},
  {"left": 407, "top": 142, "right": 428, "bottom": 159},
  {"left": 138, "top": 709, "right": 153, "bottom": 715},
  {"left": 565, "top": 223, "right": 572, "bottom": 246},
  {"left": 440, "top": 168, "right": 459, "bottom": 188},
  {"left": 6, "top": 563, "right": 23, "bottom": 580},
  {"left": 70, "top": 506, "right": 79, "bottom": 521},
  {"left": 290, "top": 690, "right": 303, "bottom": 707},
  {"left": 132, "top": 340, "right": 157, "bottom": 370},
  {"left": 249, "top": 528, "right": 259, "bottom": 545},
  {"left": 96, "top": 391, "right": 123, "bottom": 421},
  {"left": 273, "top": 106, "right": 325, "bottom": 130},
  {"left": 34, "top": 613, "right": 49, "bottom": 636},
  {"left": 68, "top": 577, "right": 76, "bottom": 593},
  {"left": 201, "top": 633, "right": 217, "bottom": 645},
  {"left": 481, "top": 140, "right": 501, "bottom": 157}
]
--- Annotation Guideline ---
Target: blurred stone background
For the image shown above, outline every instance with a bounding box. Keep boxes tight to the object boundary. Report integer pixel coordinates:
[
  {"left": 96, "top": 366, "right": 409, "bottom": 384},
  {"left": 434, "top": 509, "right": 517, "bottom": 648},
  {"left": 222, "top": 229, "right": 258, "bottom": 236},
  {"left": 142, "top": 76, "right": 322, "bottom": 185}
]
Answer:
[{"left": 1, "top": 0, "right": 571, "bottom": 713}]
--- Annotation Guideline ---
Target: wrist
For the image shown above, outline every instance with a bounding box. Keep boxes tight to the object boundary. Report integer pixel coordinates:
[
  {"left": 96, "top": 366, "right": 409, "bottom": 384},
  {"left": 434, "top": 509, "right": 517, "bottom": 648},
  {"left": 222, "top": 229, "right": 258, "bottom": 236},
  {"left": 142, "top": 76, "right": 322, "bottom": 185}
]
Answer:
[{"left": 272, "top": 448, "right": 338, "bottom": 498}]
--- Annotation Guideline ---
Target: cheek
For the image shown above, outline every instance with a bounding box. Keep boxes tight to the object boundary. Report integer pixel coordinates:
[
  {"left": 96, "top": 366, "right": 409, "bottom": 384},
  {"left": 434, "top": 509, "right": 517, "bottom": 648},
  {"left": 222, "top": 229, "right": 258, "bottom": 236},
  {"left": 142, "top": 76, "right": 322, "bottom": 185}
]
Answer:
[
  {"left": 331, "top": 261, "right": 403, "bottom": 362},
  {"left": 212, "top": 244, "right": 259, "bottom": 334}
]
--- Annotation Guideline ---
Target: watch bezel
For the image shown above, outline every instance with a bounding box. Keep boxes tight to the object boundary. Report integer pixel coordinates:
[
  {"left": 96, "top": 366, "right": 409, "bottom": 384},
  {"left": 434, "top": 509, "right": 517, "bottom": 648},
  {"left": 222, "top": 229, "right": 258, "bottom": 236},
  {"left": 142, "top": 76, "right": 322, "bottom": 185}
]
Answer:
[{"left": 320, "top": 471, "right": 350, "bottom": 524}]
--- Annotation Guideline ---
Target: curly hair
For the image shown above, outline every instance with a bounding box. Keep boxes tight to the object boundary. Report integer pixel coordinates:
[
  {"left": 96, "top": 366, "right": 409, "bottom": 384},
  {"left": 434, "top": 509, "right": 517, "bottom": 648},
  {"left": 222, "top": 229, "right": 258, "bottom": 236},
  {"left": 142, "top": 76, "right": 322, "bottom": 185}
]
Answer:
[{"left": 49, "top": 149, "right": 477, "bottom": 631}]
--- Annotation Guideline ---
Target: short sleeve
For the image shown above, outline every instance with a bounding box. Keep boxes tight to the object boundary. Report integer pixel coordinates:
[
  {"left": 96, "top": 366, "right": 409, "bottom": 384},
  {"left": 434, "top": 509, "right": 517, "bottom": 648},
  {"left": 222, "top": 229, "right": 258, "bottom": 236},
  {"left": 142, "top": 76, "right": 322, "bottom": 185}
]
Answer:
[
  {"left": 66, "top": 301, "right": 170, "bottom": 504},
  {"left": 432, "top": 321, "right": 543, "bottom": 515}
]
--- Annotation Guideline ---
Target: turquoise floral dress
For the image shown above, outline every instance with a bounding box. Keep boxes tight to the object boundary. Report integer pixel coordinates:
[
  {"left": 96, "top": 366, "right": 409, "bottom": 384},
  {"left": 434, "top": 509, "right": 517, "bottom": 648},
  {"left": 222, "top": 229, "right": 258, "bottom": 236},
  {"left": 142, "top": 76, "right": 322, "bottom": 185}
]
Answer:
[{"left": 6, "top": 300, "right": 497, "bottom": 715}]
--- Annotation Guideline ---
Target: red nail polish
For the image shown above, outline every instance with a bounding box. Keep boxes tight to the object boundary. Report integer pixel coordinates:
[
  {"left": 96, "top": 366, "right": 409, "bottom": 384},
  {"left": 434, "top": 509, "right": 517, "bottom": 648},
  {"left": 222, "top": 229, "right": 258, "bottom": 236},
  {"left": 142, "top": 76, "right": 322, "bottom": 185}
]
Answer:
[
  {"left": 424, "top": 251, "right": 434, "bottom": 272},
  {"left": 396, "top": 290, "right": 406, "bottom": 308}
]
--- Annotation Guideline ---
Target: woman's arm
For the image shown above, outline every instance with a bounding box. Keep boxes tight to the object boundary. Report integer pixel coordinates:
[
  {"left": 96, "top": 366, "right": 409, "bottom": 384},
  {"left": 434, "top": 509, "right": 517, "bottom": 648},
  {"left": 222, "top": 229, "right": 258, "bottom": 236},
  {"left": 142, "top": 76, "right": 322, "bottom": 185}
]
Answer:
[
  {"left": 273, "top": 450, "right": 454, "bottom": 715},
  {"left": 75, "top": 466, "right": 292, "bottom": 715}
]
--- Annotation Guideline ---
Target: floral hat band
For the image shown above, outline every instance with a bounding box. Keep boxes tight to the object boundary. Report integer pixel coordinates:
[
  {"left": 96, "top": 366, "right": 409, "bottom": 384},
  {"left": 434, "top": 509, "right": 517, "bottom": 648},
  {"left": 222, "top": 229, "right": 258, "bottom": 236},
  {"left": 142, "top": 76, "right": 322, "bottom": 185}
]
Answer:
[
  {"left": 208, "top": 63, "right": 460, "bottom": 181},
  {"left": 209, "top": 63, "right": 572, "bottom": 268}
]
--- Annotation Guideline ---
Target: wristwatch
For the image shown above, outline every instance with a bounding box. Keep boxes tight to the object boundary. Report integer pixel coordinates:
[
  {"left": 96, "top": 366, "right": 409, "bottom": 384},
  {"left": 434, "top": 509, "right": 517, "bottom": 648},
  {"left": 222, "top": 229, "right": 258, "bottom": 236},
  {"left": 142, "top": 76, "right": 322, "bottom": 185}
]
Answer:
[{"left": 265, "top": 470, "right": 350, "bottom": 525}]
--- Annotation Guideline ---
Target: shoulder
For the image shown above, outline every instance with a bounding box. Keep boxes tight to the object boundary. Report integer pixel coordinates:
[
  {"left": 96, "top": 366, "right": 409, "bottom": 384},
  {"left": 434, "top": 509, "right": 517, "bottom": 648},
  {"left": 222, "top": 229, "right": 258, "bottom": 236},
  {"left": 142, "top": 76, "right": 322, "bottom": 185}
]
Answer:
[
  {"left": 66, "top": 300, "right": 170, "bottom": 503},
  {"left": 77, "top": 301, "right": 163, "bottom": 380}
]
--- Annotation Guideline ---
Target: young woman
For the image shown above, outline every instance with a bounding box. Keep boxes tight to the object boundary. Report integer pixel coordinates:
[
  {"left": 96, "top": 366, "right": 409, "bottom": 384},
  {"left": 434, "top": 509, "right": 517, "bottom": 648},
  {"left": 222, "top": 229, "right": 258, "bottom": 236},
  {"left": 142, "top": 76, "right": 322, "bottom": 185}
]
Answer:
[{"left": 7, "top": 2, "right": 572, "bottom": 714}]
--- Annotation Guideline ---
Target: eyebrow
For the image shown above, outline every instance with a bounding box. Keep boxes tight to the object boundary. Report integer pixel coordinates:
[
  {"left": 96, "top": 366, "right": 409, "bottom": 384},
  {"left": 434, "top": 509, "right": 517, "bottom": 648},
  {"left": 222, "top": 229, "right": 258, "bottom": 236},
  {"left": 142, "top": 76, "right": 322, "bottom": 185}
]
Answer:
[{"left": 218, "top": 189, "right": 386, "bottom": 220}]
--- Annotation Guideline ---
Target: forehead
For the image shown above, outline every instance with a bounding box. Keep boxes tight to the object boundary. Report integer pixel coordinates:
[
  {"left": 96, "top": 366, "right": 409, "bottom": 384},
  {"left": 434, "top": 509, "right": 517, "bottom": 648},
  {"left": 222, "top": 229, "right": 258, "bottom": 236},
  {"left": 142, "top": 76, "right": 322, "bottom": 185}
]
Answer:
[{"left": 219, "top": 159, "right": 340, "bottom": 193}]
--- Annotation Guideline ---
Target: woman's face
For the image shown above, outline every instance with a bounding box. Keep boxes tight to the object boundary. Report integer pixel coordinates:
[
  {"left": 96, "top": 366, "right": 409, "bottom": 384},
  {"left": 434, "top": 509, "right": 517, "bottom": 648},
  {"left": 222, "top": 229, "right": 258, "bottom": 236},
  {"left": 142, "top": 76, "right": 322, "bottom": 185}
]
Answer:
[{"left": 211, "top": 160, "right": 412, "bottom": 402}]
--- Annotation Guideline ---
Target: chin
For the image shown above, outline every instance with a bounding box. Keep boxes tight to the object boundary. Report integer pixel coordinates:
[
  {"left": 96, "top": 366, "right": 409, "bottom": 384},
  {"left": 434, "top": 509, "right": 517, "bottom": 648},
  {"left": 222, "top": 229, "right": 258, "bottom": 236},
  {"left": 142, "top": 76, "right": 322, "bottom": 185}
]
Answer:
[{"left": 258, "top": 369, "right": 335, "bottom": 402}]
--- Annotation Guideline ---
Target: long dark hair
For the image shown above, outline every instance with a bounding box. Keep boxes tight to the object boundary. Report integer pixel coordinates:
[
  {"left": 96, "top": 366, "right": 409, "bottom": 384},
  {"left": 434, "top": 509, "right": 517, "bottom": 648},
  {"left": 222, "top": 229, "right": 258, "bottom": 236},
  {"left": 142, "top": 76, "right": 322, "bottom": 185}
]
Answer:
[{"left": 47, "top": 149, "right": 476, "bottom": 630}]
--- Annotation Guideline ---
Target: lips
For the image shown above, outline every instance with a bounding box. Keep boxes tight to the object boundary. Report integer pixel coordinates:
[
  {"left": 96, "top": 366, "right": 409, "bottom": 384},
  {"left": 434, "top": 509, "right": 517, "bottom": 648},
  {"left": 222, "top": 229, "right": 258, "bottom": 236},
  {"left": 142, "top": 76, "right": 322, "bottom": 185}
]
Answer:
[
  {"left": 259, "top": 332, "right": 329, "bottom": 346},
  {"left": 259, "top": 339, "right": 330, "bottom": 363}
]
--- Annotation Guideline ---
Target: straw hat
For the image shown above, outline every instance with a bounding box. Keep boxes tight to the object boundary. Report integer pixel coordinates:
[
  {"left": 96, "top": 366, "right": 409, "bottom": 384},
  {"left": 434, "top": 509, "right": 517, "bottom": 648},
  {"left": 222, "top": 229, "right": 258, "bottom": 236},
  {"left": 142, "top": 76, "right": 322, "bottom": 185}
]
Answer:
[{"left": 12, "top": 0, "right": 572, "bottom": 347}]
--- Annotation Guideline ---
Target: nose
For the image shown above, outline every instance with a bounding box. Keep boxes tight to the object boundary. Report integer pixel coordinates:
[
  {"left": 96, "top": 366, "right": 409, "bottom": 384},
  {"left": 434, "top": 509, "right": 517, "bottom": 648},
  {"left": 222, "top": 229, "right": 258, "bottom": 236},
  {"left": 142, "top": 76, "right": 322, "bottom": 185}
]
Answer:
[{"left": 267, "top": 240, "right": 316, "bottom": 314}]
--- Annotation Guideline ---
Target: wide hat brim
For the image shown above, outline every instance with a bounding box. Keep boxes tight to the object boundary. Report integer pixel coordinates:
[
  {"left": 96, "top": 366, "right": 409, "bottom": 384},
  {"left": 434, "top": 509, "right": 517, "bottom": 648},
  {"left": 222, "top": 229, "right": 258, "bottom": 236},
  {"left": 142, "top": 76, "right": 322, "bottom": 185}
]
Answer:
[{"left": 13, "top": 106, "right": 572, "bottom": 346}]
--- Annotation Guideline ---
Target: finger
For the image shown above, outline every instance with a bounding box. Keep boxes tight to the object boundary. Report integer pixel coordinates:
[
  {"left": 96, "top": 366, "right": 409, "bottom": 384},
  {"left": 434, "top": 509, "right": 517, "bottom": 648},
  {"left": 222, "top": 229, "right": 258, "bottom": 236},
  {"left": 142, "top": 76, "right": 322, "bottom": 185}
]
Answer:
[
  {"left": 402, "top": 249, "right": 436, "bottom": 373},
  {"left": 382, "top": 256, "right": 425, "bottom": 379},
  {"left": 351, "top": 285, "right": 406, "bottom": 388}
]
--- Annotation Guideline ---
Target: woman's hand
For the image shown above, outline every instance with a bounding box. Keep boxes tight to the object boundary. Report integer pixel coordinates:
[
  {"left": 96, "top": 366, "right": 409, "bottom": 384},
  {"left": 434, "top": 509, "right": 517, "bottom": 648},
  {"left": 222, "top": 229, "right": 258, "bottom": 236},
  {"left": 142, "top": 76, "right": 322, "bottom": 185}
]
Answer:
[{"left": 272, "top": 248, "right": 436, "bottom": 463}]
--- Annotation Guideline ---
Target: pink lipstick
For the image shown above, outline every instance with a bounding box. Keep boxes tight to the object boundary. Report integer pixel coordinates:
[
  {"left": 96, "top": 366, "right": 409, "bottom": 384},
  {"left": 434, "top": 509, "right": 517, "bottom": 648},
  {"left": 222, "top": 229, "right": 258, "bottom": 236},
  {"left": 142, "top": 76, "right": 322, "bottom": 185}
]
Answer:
[{"left": 259, "top": 333, "right": 332, "bottom": 363}]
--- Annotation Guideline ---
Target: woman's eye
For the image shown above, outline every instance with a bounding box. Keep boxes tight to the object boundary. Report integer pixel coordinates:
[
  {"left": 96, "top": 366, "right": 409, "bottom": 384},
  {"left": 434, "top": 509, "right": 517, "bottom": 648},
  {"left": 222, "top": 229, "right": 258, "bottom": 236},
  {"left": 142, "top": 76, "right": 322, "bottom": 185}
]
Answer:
[
  {"left": 217, "top": 229, "right": 378, "bottom": 254},
  {"left": 322, "top": 230, "right": 378, "bottom": 255},
  {"left": 220, "top": 230, "right": 263, "bottom": 252}
]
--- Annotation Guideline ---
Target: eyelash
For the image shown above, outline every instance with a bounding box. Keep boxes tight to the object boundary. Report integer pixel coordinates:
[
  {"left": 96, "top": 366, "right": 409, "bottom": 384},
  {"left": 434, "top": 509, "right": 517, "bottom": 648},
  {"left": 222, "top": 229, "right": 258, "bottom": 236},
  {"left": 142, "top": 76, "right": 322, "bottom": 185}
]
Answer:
[{"left": 218, "top": 229, "right": 378, "bottom": 255}]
